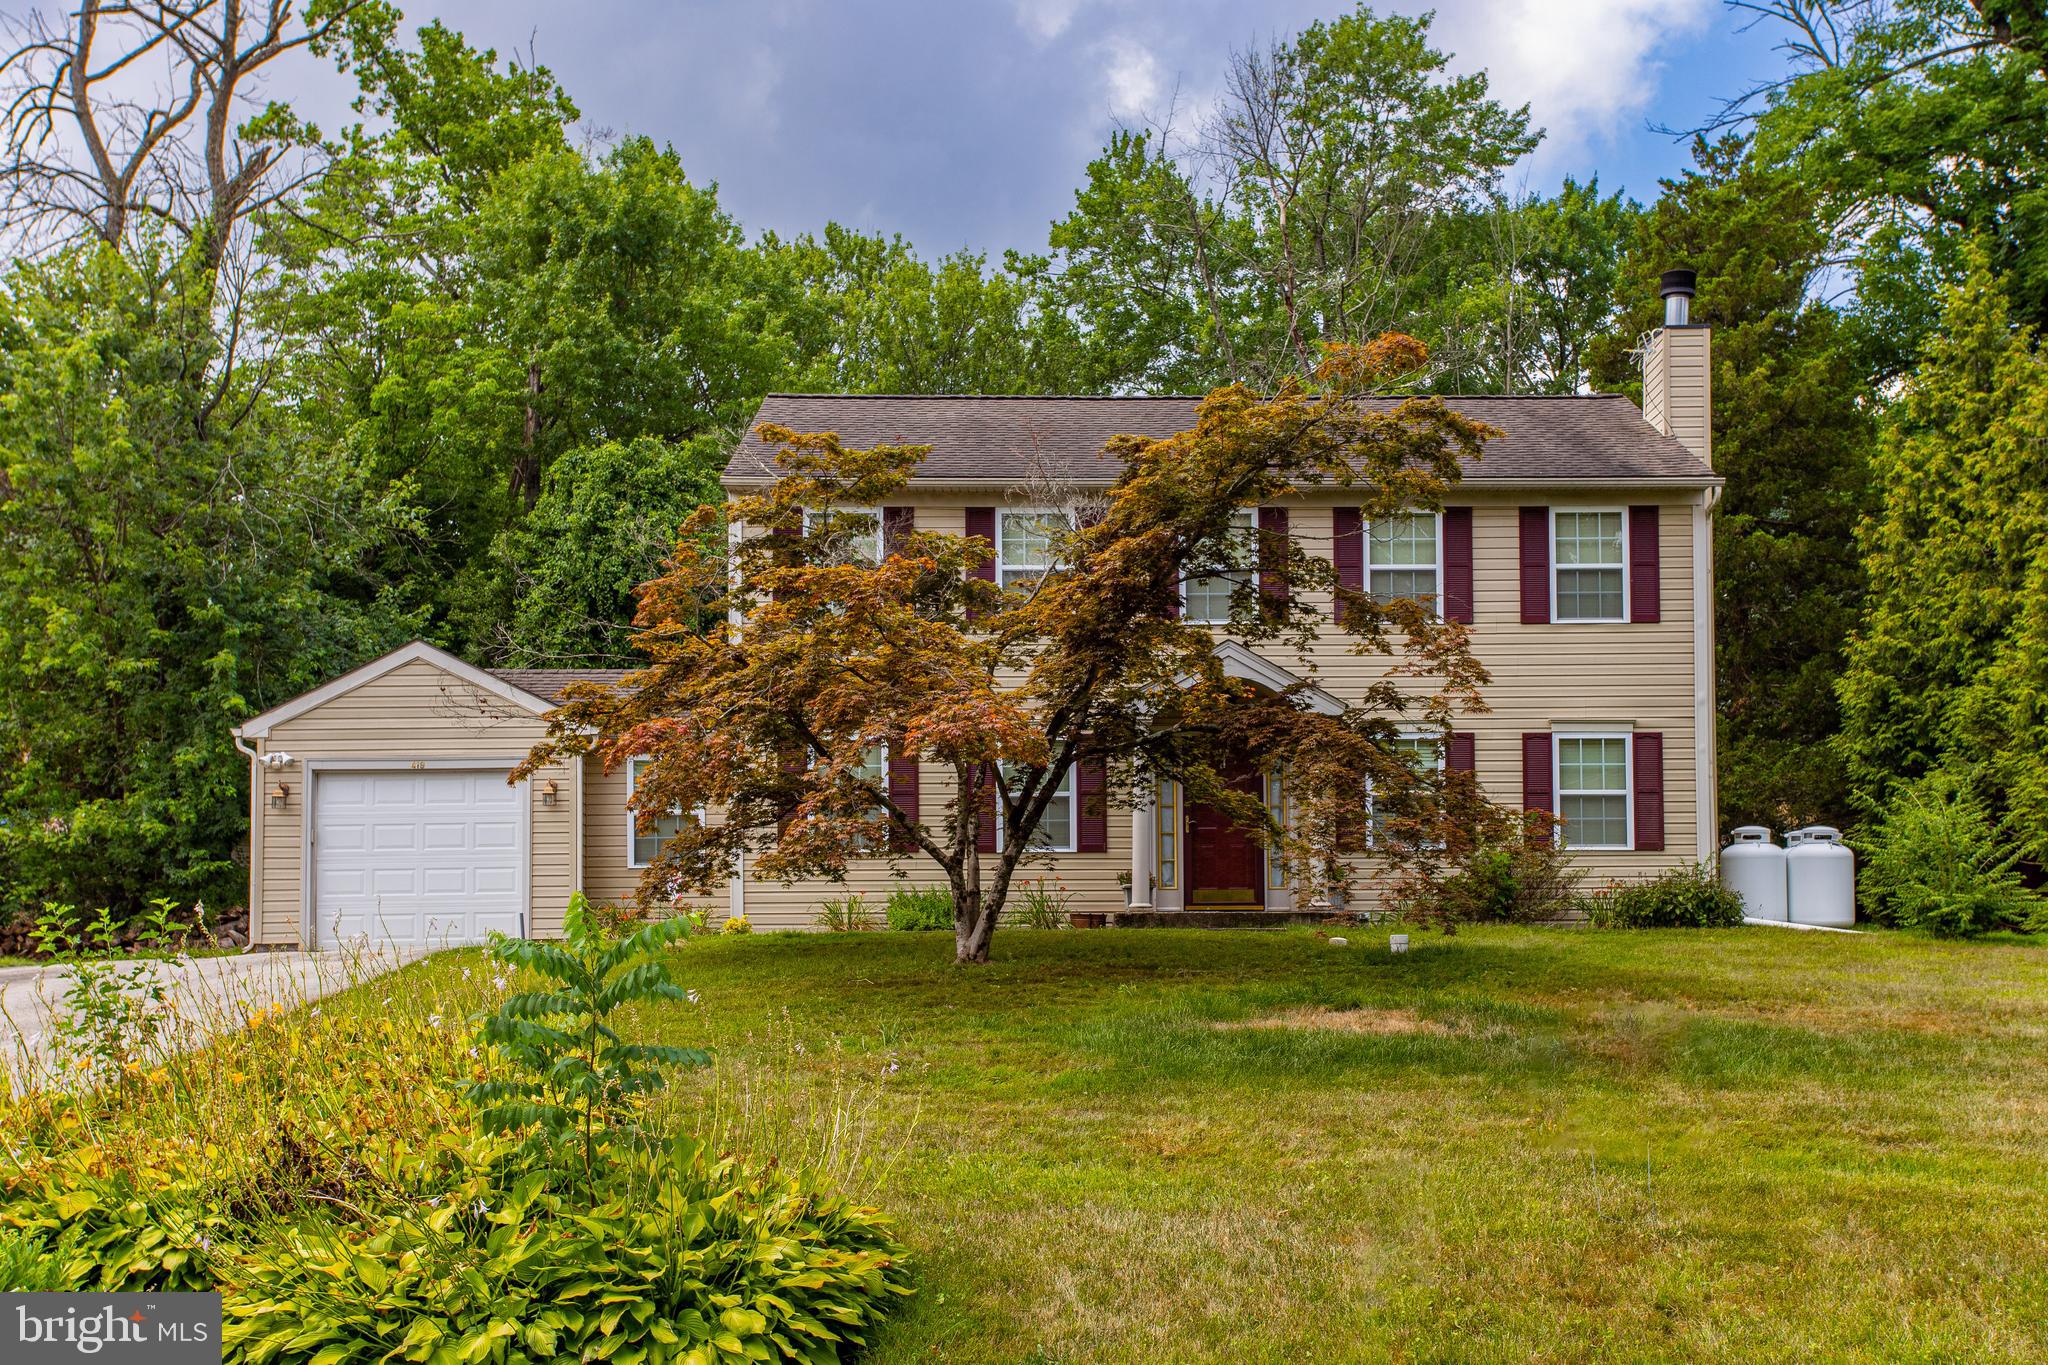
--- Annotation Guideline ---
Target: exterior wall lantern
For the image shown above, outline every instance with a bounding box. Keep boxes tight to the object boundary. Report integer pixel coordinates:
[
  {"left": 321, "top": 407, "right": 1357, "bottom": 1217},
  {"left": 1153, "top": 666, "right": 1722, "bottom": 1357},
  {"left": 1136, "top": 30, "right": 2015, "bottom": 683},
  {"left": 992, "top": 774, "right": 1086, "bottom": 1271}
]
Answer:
[{"left": 541, "top": 779, "right": 560, "bottom": 808}]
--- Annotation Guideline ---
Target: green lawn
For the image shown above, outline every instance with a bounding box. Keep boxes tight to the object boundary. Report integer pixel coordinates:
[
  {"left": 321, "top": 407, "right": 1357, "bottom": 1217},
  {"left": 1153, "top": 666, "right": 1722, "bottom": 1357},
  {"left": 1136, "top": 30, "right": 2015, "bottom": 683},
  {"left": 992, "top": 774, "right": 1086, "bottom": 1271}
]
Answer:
[{"left": 429, "top": 925, "right": 2044, "bottom": 1363}]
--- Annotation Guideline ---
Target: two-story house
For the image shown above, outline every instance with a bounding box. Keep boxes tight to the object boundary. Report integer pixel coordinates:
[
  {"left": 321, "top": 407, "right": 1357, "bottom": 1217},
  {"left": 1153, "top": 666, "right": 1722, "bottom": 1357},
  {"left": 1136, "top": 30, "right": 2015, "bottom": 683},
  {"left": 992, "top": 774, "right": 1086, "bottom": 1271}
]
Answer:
[{"left": 232, "top": 272, "right": 1718, "bottom": 947}]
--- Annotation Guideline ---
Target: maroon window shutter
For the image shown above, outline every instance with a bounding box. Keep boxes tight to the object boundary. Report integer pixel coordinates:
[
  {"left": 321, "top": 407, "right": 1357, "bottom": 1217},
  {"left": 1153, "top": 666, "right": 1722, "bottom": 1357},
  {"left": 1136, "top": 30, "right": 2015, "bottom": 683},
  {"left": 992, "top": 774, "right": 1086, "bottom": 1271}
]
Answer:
[
  {"left": 965, "top": 507, "right": 996, "bottom": 582},
  {"left": 1519, "top": 507, "right": 1550, "bottom": 624},
  {"left": 1443, "top": 507, "right": 1474, "bottom": 623},
  {"left": 1077, "top": 757, "right": 1108, "bottom": 852},
  {"left": 1521, "top": 732, "right": 1553, "bottom": 815},
  {"left": 1634, "top": 732, "right": 1665, "bottom": 851},
  {"left": 1258, "top": 506, "right": 1290, "bottom": 608},
  {"left": 882, "top": 506, "right": 914, "bottom": 559},
  {"left": 975, "top": 762, "right": 997, "bottom": 853},
  {"left": 1447, "top": 731, "right": 1476, "bottom": 774},
  {"left": 888, "top": 749, "right": 919, "bottom": 851},
  {"left": 1628, "top": 505, "right": 1661, "bottom": 624},
  {"left": 1331, "top": 507, "right": 1364, "bottom": 622}
]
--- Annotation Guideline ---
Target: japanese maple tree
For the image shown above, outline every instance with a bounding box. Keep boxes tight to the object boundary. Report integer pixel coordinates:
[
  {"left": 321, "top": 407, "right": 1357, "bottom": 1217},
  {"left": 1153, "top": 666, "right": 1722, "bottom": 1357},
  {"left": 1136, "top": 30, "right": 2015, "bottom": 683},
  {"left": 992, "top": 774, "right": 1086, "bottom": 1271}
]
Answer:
[{"left": 517, "top": 336, "right": 1498, "bottom": 963}]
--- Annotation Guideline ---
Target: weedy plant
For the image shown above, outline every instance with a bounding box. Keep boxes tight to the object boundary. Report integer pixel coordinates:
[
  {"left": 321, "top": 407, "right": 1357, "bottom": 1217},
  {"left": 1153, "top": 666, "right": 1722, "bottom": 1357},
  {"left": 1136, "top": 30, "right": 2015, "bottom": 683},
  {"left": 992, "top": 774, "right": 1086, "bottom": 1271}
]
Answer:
[
  {"left": 817, "top": 894, "right": 880, "bottom": 932},
  {"left": 465, "top": 892, "right": 711, "bottom": 1181},
  {"left": 51, "top": 960, "right": 173, "bottom": 1086},
  {"left": 1012, "top": 877, "right": 1075, "bottom": 929}
]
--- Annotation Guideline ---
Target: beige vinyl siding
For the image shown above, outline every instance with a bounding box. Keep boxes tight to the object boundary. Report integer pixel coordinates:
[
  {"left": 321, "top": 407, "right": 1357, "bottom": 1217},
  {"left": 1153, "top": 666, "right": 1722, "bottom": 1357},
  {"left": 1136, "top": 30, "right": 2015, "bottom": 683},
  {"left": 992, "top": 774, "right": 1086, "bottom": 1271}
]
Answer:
[
  {"left": 1644, "top": 329, "right": 1712, "bottom": 466},
  {"left": 1259, "top": 494, "right": 1699, "bottom": 904},
  {"left": 727, "top": 488, "right": 1704, "bottom": 919},
  {"left": 248, "top": 658, "right": 575, "bottom": 946},
  {"left": 729, "top": 760, "right": 1129, "bottom": 930}
]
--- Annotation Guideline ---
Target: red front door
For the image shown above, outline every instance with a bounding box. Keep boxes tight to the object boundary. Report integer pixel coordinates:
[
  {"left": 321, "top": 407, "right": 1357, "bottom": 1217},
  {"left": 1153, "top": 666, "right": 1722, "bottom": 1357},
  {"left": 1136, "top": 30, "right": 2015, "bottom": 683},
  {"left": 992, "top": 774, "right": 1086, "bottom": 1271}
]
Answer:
[{"left": 1187, "top": 766, "right": 1265, "bottom": 907}]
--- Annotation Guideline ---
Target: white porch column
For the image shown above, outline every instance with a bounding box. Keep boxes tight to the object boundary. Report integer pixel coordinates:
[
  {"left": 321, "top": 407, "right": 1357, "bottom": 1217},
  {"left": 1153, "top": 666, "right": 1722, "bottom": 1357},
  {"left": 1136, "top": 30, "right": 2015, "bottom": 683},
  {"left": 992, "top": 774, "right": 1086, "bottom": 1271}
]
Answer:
[{"left": 1129, "top": 790, "right": 1157, "bottom": 910}]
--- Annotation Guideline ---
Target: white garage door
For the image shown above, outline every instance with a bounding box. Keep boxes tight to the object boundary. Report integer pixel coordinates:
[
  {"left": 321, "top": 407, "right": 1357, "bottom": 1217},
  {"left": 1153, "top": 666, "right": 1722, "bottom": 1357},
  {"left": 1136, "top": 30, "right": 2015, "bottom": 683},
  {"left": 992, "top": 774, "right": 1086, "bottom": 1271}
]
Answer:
[{"left": 312, "top": 769, "right": 523, "bottom": 948}]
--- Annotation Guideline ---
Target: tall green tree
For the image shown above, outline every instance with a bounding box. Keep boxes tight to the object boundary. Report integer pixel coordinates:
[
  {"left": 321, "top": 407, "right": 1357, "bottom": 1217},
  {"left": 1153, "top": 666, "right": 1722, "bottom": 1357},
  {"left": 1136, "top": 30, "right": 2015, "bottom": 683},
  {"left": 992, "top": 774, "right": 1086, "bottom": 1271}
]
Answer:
[
  {"left": 0, "top": 247, "right": 416, "bottom": 918},
  {"left": 1836, "top": 248, "right": 2048, "bottom": 858},
  {"left": 492, "top": 435, "right": 727, "bottom": 667},
  {"left": 1747, "top": 0, "right": 2048, "bottom": 363},
  {"left": 1041, "top": 6, "right": 1538, "bottom": 391},
  {"left": 765, "top": 224, "right": 1084, "bottom": 394},
  {"left": 1591, "top": 136, "right": 1875, "bottom": 831}
]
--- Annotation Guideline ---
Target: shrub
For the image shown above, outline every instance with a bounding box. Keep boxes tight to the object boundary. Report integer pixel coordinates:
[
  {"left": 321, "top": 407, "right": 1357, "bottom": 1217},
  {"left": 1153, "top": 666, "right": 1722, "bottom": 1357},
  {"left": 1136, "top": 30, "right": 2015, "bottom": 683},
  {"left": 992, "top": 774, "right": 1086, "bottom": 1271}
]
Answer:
[
  {"left": 885, "top": 885, "right": 953, "bottom": 932},
  {"left": 816, "top": 894, "right": 879, "bottom": 932},
  {"left": 1860, "top": 770, "right": 2045, "bottom": 937},
  {"left": 1587, "top": 861, "right": 1745, "bottom": 929},
  {"left": 1401, "top": 812, "right": 1585, "bottom": 926}
]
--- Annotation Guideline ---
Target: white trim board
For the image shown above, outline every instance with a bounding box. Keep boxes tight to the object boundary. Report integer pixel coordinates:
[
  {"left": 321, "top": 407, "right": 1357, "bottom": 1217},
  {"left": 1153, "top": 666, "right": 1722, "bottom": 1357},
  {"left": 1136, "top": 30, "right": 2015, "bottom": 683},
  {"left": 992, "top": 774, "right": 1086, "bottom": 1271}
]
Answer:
[{"left": 234, "top": 640, "right": 556, "bottom": 739}]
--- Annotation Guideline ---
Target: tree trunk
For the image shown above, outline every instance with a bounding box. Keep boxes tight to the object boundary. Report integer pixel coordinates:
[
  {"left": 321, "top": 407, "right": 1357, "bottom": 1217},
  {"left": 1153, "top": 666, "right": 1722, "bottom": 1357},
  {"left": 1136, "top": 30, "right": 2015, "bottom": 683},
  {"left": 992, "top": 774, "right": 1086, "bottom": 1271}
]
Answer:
[
  {"left": 514, "top": 360, "right": 544, "bottom": 507},
  {"left": 955, "top": 893, "right": 999, "bottom": 964}
]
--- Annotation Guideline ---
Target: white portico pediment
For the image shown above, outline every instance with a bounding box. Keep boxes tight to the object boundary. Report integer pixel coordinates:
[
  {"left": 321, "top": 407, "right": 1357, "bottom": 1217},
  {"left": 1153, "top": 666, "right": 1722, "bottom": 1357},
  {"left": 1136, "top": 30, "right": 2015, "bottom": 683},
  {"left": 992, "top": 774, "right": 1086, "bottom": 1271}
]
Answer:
[{"left": 1177, "top": 639, "right": 1346, "bottom": 717}]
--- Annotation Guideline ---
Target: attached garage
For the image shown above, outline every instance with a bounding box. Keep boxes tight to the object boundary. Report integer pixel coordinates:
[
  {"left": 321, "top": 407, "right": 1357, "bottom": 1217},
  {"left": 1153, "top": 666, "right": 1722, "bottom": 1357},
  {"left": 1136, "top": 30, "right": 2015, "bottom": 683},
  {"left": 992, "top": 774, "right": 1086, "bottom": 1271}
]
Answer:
[
  {"left": 232, "top": 642, "right": 581, "bottom": 950},
  {"left": 310, "top": 768, "right": 525, "bottom": 948}
]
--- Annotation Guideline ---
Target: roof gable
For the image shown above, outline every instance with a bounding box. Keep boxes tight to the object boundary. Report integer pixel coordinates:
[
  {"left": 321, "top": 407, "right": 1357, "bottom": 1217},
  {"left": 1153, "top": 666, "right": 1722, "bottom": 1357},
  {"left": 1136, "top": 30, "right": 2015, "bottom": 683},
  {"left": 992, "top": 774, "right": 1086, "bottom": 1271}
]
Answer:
[{"left": 233, "top": 641, "right": 557, "bottom": 739}]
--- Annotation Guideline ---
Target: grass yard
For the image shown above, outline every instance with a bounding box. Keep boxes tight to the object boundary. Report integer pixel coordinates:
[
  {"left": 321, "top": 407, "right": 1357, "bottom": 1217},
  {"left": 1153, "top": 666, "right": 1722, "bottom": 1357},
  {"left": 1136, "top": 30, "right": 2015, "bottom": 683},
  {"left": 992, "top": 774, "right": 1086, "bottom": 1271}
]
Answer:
[{"left": 525, "top": 924, "right": 2047, "bottom": 1364}]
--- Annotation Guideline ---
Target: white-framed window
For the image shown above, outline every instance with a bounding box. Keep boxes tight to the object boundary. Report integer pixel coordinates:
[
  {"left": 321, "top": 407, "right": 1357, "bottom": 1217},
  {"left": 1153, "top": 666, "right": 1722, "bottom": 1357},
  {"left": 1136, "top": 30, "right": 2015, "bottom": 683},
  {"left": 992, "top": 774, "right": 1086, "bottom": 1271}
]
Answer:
[
  {"left": 626, "top": 756, "right": 695, "bottom": 868},
  {"left": 803, "top": 505, "right": 882, "bottom": 565},
  {"left": 1368, "top": 732, "right": 1446, "bottom": 846},
  {"left": 1183, "top": 507, "right": 1258, "bottom": 623},
  {"left": 997, "top": 508, "right": 1070, "bottom": 591},
  {"left": 1369, "top": 511, "right": 1441, "bottom": 610},
  {"left": 1555, "top": 732, "right": 1632, "bottom": 850},
  {"left": 1155, "top": 778, "right": 1179, "bottom": 890},
  {"left": 997, "top": 762, "right": 1076, "bottom": 852},
  {"left": 847, "top": 743, "right": 889, "bottom": 851},
  {"left": 1551, "top": 509, "right": 1627, "bottom": 623}
]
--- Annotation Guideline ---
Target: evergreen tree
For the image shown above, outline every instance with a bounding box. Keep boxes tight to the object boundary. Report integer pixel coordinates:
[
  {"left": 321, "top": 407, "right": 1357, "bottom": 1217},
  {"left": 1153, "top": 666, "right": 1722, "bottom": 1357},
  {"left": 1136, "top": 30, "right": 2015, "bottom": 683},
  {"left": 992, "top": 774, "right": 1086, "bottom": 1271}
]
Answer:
[
  {"left": 1590, "top": 137, "right": 1875, "bottom": 832},
  {"left": 1836, "top": 248, "right": 2048, "bottom": 856}
]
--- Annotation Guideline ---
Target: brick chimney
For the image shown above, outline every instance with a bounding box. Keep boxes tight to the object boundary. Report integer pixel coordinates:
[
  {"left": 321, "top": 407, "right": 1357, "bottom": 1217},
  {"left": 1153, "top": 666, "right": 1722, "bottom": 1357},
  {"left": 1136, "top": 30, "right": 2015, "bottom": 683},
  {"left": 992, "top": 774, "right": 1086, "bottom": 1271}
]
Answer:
[{"left": 1642, "top": 268, "right": 1711, "bottom": 467}]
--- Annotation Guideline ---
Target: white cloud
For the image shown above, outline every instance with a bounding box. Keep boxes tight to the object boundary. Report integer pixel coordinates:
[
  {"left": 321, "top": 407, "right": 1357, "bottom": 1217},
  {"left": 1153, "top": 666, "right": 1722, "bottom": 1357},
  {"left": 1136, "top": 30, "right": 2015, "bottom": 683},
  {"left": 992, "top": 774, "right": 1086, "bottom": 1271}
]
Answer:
[
  {"left": 1014, "top": 0, "right": 1087, "bottom": 44},
  {"left": 1096, "top": 34, "right": 1164, "bottom": 118},
  {"left": 1437, "top": 0, "right": 1715, "bottom": 170}
]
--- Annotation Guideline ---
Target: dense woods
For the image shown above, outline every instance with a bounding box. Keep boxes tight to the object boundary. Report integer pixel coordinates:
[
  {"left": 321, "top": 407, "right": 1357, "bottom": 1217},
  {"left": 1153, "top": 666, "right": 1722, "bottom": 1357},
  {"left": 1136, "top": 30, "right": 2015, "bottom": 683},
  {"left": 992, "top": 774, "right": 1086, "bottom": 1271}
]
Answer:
[{"left": 0, "top": 0, "right": 2042, "bottom": 923}]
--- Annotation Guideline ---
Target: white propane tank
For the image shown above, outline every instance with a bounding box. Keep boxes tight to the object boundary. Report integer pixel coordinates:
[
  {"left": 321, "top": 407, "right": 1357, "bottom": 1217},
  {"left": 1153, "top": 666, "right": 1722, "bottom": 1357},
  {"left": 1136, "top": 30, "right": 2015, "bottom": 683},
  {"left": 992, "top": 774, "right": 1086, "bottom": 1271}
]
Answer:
[
  {"left": 1722, "top": 826, "right": 1787, "bottom": 921},
  {"left": 1786, "top": 826, "right": 1856, "bottom": 927}
]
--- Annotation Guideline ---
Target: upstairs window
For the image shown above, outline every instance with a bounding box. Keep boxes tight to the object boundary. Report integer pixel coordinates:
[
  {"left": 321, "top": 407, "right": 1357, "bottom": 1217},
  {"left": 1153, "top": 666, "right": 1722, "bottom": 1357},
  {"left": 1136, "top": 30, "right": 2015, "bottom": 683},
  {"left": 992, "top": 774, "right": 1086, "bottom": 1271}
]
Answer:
[
  {"left": 1369, "top": 512, "right": 1440, "bottom": 609},
  {"left": 1552, "top": 510, "right": 1626, "bottom": 622},
  {"left": 803, "top": 506, "right": 881, "bottom": 565},
  {"left": 1183, "top": 507, "right": 1258, "bottom": 623},
  {"left": 997, "top": 509, "right": 1069, "bottom": 591},
  {"left": 627, "top": 757, "right": 693, "bottom": 868},
  {"left": 1556, "top": 734, "right": 1630, "bottom": 849}
]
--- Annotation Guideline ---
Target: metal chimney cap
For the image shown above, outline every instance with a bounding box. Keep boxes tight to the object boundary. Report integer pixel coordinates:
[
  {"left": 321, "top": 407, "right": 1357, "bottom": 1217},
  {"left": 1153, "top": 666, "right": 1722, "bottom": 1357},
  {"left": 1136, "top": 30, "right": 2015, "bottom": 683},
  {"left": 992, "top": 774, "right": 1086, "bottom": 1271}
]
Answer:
[{"left": 1659, "top": 268, "right": 1698, "bottom": 298}]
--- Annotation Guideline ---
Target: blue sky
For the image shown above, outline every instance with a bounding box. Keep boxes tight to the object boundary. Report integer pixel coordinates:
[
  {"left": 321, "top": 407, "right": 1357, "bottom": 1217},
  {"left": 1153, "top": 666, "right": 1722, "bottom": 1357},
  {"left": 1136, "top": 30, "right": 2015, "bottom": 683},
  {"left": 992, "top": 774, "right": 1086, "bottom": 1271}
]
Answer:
[{"left": 321, "top": 1, "right": 1792, "bottom": 259}]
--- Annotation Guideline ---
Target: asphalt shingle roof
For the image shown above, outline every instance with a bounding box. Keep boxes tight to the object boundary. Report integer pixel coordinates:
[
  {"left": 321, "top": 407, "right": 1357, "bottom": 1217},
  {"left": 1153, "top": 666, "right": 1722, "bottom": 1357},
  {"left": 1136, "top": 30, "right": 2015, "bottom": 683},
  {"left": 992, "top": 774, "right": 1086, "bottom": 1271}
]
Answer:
[
  {"left": 722, "top": 393, "right": 1717, "bottom": 487},
  {"left": 492, "top": 668, "right": 632, "bottom": 704}
]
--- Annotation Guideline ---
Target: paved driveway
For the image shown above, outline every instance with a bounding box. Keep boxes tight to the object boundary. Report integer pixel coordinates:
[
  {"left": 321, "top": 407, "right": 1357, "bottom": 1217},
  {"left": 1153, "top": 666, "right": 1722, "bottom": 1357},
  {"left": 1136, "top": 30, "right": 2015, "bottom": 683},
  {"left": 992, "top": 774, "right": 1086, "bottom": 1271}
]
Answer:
[{"left": 1, "top": 947, "right": 425, "bottom": 1080}]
